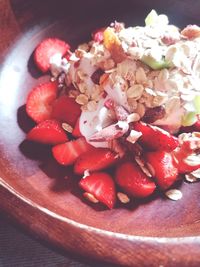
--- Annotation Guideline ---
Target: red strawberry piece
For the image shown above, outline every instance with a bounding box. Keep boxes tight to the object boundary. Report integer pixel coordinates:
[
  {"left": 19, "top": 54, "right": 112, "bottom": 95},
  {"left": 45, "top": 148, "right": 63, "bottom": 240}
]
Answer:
[
  {"left": 51, "top": 95, "right": 81, "bottom": 127},
  {"left": 52, "top": 137, "right": 94, "bottom": 166},
  {"left": 173, "top": 140, "right": 200, "bottom": 174},
  {"left": 27, "top": 119, "right": 68, "bottom": 145},
  {"left": 79, "top": 172, "right": 116, "bottom": 209},
  {"left": 34, "top": 38, "right": 70, "bottom": 73},
  {"left": 145, "top": 151, "right": 178, "bottom": 190},
  {"left": 91, "top": 27, "right": 105, "bottom": 43},
  {"left": 115, "top": 161, "right": 156, "bottom": 198},
  {"left": 74, "top": 148, "right": 118, "bottom": 175},
  {"left": 26, "top": 81, "right": 58, "bottom": 123},
  {"left": 72, "top": 118, "right": 83, "bottom": 138},
  {"left": 132, "top": 122, "right": 179, "bottom": 151}
]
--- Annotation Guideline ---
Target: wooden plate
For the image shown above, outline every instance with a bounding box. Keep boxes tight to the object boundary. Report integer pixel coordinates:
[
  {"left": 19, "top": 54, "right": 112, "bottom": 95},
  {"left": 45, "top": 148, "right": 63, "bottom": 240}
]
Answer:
[{"left": 1, "top": 0, "right": 200, "bottom": 266}]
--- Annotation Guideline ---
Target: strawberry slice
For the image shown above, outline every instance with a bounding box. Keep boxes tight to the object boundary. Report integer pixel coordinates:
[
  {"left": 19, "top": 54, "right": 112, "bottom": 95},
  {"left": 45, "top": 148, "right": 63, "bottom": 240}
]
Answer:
[
  {"left": 51, "top": 95, "right": 81, "bottom": 127},
  {"left": 27, "top": 119, "right": 68, "bottom": 145},
  {"left": 26, "top": 81, "right": 58, "bottom": 123},
  {"left": 79, "top": 172, "right": 116, "bottom": 209},
  {"left": 72, "top": 118, "right": 82, "bottom": 137},
  {"left": 34, "top": 38, "right": 70, "bottom": 73},
  {"left": 52, "top": 137, "right": 94, "bottom": 166},
  {"left": 173, "top": 133, "right": 200, "bottom": 173},
  {"left": 115, "top": 161, "right": 156, "bottom": 198},
  {"left": 132, "top": 122, "right": 179, "bottom": 151},
  {"left": 91, "top": 27, "right": 105, "bottom": 43},
  {"left": 74, "top": 148, "right": 118, "bottom": 175},
  {"left": 145, "top": 151, "right": 178, "bottom": 190}
]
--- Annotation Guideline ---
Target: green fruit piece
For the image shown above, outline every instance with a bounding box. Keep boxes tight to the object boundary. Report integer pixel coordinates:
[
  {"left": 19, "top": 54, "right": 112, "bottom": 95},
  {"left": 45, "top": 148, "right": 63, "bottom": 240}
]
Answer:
[
  {"left": 194, "top": 95, "right": 200, "bottom": 114},
  {"left": 141, "top": 55, "right": 171, "bottom": 70},
  {"left": 182, "top": 112, "right": 198, "bottom": 127},
  {"left": 145, "top": 10, "right": 158, "bottom": 26}
]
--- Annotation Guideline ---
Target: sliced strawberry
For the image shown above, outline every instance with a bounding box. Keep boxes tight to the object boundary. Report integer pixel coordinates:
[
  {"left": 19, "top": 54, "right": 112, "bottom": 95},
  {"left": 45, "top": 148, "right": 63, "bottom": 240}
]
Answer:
[
  {"left": 91, "top": 27, "right": 105, "bottom": 43},
  {"left": 72, "top": 118, "right": 82, "bottom": 137},
  {"left": 27, "top": 119, "right": 68, "bottom": 145},
  {"left": 26, "top": 81, "right": 58, "bottom": 123},
  {"left": 74, "top": 148, "right": 118, "bottom": 175},
  {"left": 51, "top": 95, "right": 81, "bottom": 127},
  {"left": 173, "top": 133, "right": 200, "bottom": 173},
  {"left": 52, "top": 137, "right": 94, "bottom": 166},
  {"left": 115, "top": 161, "right": 156, "bottom": 198},
  {"left": 34, "top": 38, "right": 70, "bottom": 73},
  {"left": 79, "top": 172, "right": 116, "bottom": 209},
  {"left": 145, "top": 151, "right": 178, "bottom": 190},
  {"left": 132, "top": 122, "right": 179, "bottom": 151}
]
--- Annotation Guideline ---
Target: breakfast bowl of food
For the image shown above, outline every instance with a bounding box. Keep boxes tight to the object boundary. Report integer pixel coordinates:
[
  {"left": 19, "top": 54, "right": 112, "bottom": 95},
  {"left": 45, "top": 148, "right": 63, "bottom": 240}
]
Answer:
[{"left": 0, "top": 0, "right": 200, "bottom": 266}]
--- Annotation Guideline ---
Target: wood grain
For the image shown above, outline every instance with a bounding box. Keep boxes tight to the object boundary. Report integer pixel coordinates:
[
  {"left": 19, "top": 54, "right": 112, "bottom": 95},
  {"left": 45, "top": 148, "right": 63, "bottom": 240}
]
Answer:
[{"left": 0, "top": 0, "right": 200, "bottom": 266}]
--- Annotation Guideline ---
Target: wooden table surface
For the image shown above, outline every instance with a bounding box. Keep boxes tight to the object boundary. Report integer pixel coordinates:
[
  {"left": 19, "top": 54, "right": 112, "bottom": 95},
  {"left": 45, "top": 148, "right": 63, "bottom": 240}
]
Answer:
[{"left": 0, "top": 212, "right": 117, "bottom": 267}]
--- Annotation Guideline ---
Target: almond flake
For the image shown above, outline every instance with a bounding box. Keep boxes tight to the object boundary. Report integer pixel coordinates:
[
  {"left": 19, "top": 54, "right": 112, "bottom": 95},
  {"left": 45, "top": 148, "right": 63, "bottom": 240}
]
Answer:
[
  {"left": 62, "top": 123, "right": 73, "bottom": 133},
  {"left": 75, "top": 94, "right": 89, "bottom": 105},
  {"left": 165, "top": 189, "right": 182, "bottom": 201},
  {"left": 127, "top": 113, "right": 140, "bottom": 123},
  {"left": 117, "top": 192, "right": 130, "bottom": 203},
  {"left": 190, "top": 168, "right": 200, "bottom": 179},
  {"left": 83, "top": 192, "right": 99, "bottom": 203},
  {"left": 127, "top": 84, "right": 144, "bottom": 99},
  {"left": 185, "top": 173, "right": 198, "bottom": 183}
]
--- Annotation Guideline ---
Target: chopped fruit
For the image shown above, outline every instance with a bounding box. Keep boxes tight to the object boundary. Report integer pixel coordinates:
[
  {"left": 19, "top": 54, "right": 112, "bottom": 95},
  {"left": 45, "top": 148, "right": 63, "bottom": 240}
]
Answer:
[
  {"left": 145, "top": 9, "right": 158, "bottom": 26},
  {"left": 74, "top": 148, "right": 118, "bottom": 175},
  {"left": 34, "top": 38, "right": 70, "bottom": 73},
  {"left": 145, "top": 151, "right": 178, "bottom": 190},
  {"left": 26, "top": 81, "right": 58, "bottom": 123},
  {"left": 52, "top": 137, "right": 94, "bottom": 165},
  {"left": 51, "top": 95, "right": 81, "bottom": 127},
  {"left": 173, "top": 133, "right": 200, "bottom": 173},
  {"left": 72, "top": 118, "right": 83, "bottom": 137},
  {"left": 115, "top": 161, "right": 156, "bottom": 197},
  {"left": 79, "top": 172, "right": 116, "bottom": 209},
  {"left": 91, "top": 28, "right": 105, "bottom": 43},
  {"left": 141, "top": 55, "right": 171, "bottom": 70},
  {"left": 132, "top": 122, "right": 179, "bottom": 151},
  {"left": 27, "top": 119, "right": 68, "bottom": 145},
  {"left": 181, "top": 25, "right": 200, "bottom": 39},
  {"left": 103, "top": 27, "right": 126, "bottom": 63}
]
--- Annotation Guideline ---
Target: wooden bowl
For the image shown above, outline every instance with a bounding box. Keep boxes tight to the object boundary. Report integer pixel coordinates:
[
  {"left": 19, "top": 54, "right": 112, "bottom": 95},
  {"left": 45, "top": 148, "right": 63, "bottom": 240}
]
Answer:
[{"left": 1, "top": 0, "right": 200, "bottom": 266}]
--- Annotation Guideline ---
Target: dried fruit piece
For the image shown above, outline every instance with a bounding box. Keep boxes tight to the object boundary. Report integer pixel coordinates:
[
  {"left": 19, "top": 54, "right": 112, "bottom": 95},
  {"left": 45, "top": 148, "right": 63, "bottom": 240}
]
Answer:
[{"left": 103, "top": 27, "right": 126, "bottom": 63}]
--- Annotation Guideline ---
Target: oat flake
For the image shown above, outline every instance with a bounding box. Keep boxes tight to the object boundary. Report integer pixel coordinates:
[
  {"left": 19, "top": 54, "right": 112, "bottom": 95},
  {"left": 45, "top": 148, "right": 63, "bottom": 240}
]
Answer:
[{"left": 165, "top": 189, "right": 182, "bottom": 201}]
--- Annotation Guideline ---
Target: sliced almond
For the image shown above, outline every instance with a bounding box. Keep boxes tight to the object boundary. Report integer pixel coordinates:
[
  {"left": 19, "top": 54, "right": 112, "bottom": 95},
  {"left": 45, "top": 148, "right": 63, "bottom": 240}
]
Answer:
[
  {"left": 83, "top": 192, "right": 99, "bottom": 203},
  {"left": 62, "top": 123, "right": 73, "bottom": 133},
  {"left": 117, "top": 192, "right": 130, "bottom": 204},
  {"left": 165, "top": 189, "right": 182, "bottom": 201}
]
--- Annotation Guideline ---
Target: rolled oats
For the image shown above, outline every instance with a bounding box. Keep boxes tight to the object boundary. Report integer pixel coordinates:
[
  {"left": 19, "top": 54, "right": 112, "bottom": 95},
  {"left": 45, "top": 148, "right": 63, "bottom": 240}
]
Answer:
[
  {"left": 127, "top": 84, "right": 144, "bottom": 99},
  {"left": 117, "top": 192, "right": 130, "bottom": 203},
  {"left": 75, "top": 94, "right": 89, "bottom": 105},
  {"left": 165, "top": 189, "right": 182, "bottom": 201},
  {"left": 135, "top": 67, "right": 147, "bottom": 84}
]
